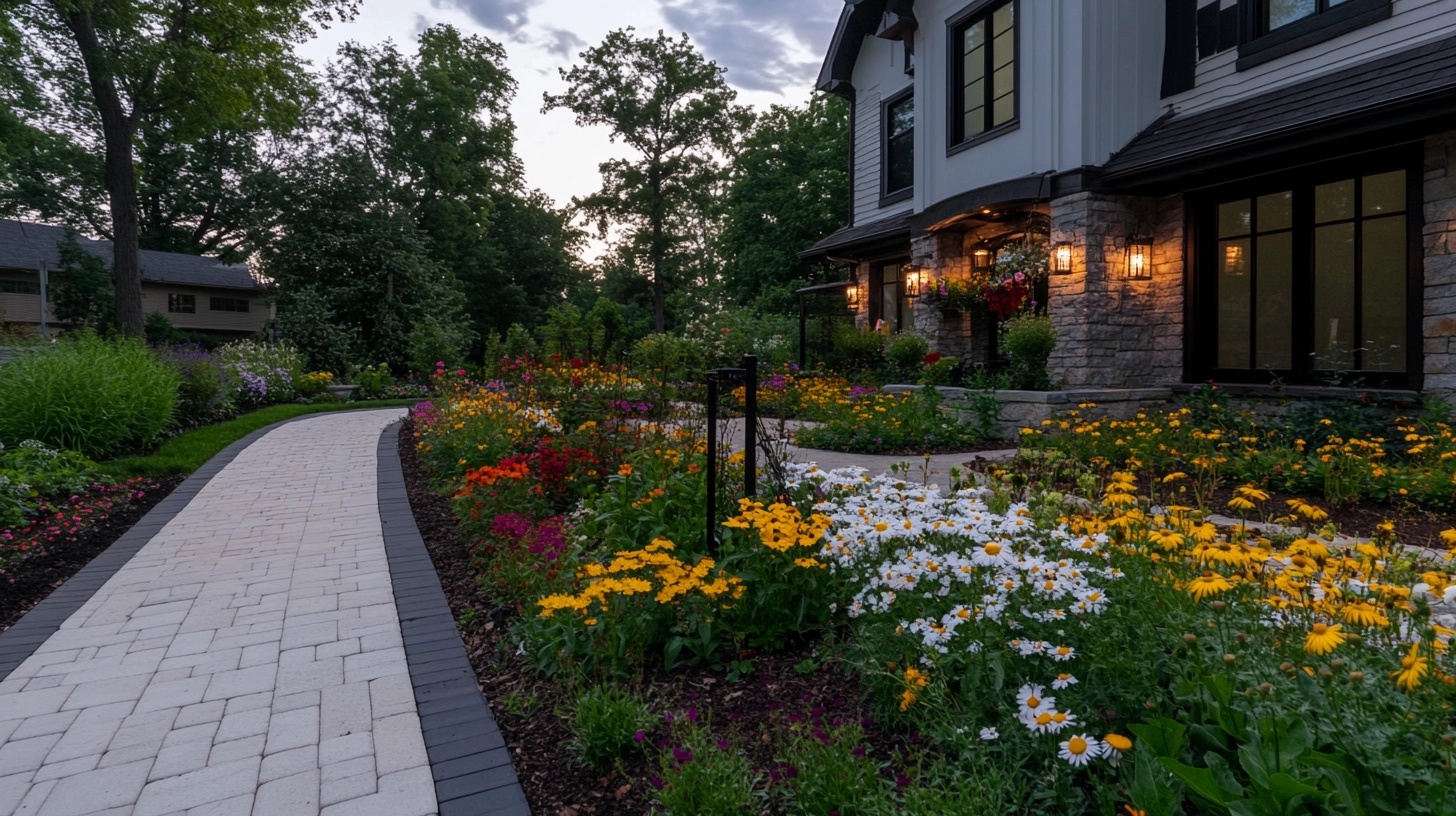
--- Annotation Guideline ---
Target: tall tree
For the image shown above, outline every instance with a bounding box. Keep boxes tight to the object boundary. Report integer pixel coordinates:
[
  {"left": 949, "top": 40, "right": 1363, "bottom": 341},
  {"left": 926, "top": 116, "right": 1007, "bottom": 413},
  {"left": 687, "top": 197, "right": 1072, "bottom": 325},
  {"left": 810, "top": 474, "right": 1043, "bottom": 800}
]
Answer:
[
  {"left": 720, "top": 94, "right": 850, "bottom": 314},
  {"left": 0, "top": 0, "right": 356, "bottom": 336},
  {"left": 544, "top": 28, "right": 750, "bottom": 333}
]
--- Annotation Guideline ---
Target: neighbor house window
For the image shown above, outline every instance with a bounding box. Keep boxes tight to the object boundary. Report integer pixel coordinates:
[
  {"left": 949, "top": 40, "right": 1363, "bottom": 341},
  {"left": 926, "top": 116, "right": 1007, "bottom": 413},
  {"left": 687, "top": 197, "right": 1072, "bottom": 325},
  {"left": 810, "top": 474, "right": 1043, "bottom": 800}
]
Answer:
[
  {"left": 0, "top": 280, "right": 40, "bottom": 295},
  {"left": 168, "top": 294, "right": 196, "bottom": 314},
  {"left": 950, "top": 0, "right": 1017, "bottom": 147},
  {"left": 1198, "top": 157, "right": 1413, "bottom": 384},
  {"left": 209, "top": 297, "right": 250, "bottom": 313},
  {"left": 882, "top": 91, "right": 914, "bottom": 201}
]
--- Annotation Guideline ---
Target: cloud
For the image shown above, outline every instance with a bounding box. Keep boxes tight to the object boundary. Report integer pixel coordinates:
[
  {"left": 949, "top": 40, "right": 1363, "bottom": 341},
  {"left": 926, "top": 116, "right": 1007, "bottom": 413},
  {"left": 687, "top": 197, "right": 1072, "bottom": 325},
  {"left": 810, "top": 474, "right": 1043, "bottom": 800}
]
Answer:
[
  {"left": 540, "top": 27, "right": 587, "bottom": 60},
  {"left": 431, "top": 0, "right": 538, "bottom": 34},
  {"left": 659, "top": 0, "right": 838, "bottom": 94}
]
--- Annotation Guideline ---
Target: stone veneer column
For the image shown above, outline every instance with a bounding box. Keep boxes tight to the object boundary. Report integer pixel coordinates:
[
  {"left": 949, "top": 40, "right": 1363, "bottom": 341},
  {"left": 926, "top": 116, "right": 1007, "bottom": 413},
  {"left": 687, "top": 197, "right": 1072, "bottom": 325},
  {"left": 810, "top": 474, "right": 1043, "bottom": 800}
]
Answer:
[
  {"left": 1047, "top": 192, "right": 1184, "bottom": 388},
  {"left": 1424, "top": 131, "right": 1456, "bottom": 401},
  {"left": 911, "top": 231, "right": 995, "bottom": 363}
]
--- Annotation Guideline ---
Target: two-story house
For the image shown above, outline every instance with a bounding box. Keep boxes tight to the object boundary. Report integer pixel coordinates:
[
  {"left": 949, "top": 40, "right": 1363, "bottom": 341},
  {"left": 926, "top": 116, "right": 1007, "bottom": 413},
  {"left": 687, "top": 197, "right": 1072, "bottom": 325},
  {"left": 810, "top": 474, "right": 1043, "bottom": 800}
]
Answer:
[
  {"left": 0, "top": 219, "right": 271, "bottom": 338},
  {"left": 801, "top": 0, "right": 1456, "bottom": 399}
]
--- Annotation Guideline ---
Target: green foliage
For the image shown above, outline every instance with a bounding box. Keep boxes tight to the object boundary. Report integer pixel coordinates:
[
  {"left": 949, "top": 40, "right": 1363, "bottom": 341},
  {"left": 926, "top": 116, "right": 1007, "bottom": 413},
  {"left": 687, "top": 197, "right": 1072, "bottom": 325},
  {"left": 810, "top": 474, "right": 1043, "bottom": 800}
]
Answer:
[
  {"left": 826, "top": 323, "right": 885, "bottom": 376},
  {"left": 538, "top": 300, "right": 630, "bottom": 364},
  {"left": 882, "top": 333, "right": 930, "bottom": 382},
  {"left": 274, "top": 287, "right": 357, "bottom": 375},
  {"left": 48, "top": 231, "right": 115, "bottom": 334},
  {"left": 0, "top": 439, "right": 103, "bottom": 497},
  {"left": 793, "top": 388, "right": 992, "bottom": 454},
  {"left": 1000, "top": 314, "right": 1057, "bottom": 390},
  {"left": 652, "top": 721, "right": 760, "bottom": 816},
  {"left": 544, "top": 28, "right": 752, "bottom": 333},
  {"left": 567, "top": 685, "right": 655, "bottom": 771},
  {"left": 216, "top": 340, "right": 304, "bottom": 407},
  {"left": 777, "top": 723, "right": 889, "bottom": 815},
  {"left": 351, "top": 364, "right": 395, "bottom": 400},
  {"left": 918, "top": 356, "right": 960, "bottom": 387},
  {"left": 152, "top": 344, "right": 236, "bottom": 429},
  {"left": 719, "top": 95, "right": 849, "bottom": 314},
  {"left": 683, "top": 311, "right": 798, "bottom": 370},
  {"left": 502, "top": 323, "right": 538, "bottom": 361},
  {"left": 0, "top": 334, "right": 178, "bottom": 457},
  {"left": 407, "top": 319, "right": 468, "bottom": 376}
]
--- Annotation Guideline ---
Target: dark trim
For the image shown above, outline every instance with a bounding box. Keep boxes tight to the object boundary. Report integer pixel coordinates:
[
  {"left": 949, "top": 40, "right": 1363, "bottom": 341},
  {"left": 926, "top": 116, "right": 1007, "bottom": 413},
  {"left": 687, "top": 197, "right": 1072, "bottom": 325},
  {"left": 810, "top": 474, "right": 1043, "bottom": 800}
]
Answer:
[
  {"left": 0, "top": 410, "right": 403, "bottom": 682},
  {"left": 945, "top": 0, "right": 1020, "bottom": 152},
  {"left": 1165, "top": 0, "right": 1198, "bottom": 97},
  {"left": 1236, "top": 0, "right": 1390, "bottom": 71},
  {"left": 946, "top": 121, "right": 1019, "bottom": 158},
  {"left": 880, "top": 86, "right": 915, "bottom": 202},
  {"left": 847, "top": 95, "right": 858, "bottom": 228},
  {"left": 914, "top": 173, "right": 1048, "bottom": 231},
  {"left": 817, "top": 0, "right": 890, "bottom": 95},
  {"left": 377, "top": 422, "right": 531, "bottom": 816}
]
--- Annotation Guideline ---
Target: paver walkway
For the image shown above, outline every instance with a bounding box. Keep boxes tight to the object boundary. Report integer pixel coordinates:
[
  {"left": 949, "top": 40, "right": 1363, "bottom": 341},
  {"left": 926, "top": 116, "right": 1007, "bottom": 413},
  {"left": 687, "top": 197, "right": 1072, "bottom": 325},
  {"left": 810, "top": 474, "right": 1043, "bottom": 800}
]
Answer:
[{"left": 0, "top": 410, "right": 516, "bottom": 816}]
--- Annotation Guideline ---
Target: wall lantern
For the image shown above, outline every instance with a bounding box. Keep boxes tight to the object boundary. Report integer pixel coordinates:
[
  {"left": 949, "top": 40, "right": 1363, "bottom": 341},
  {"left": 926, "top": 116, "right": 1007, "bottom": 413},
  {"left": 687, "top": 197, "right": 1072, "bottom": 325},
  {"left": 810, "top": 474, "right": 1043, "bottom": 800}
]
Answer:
[
  {"left": 903, "top": 265, "right": 923, "bottom": 297},
  {"left": 1051, "top": 242, "right": 1074, "bottom": 275},
  {"left": 971, "top": 245, "right": 994, "bottom": 270},
  {"left": 846, "top": 277, "right": 861, "bottom": 309},
  {"left": 1125, "top": 236, "right": 1153, "bottom": 280}
]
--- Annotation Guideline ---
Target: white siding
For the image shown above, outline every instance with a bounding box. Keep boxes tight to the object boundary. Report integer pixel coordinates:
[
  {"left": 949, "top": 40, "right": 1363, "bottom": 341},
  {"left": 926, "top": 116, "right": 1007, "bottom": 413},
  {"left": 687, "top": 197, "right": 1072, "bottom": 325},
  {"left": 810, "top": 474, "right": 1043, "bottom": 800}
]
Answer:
[
  {"left": 851, "top": 35, "right": 915, "bottom": 225},
  {"left": 1169, "top": 0, "right": 1456, "bottom": 115},
  {"left": 142, "top": 284, "right": 270, "bottom": 334},
  {"left": 1080, "top": 0, "right": 1166, "bottom": 166}
]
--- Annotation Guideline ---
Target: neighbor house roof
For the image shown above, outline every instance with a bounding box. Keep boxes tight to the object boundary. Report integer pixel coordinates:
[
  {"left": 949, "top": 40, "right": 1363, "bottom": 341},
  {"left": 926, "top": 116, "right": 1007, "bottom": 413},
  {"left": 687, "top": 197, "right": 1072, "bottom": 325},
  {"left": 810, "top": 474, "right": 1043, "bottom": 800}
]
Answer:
[
  {"left": 1102, "top": 32, "right": 1456, "bottom": 188},
  {"left": 0, "top": 219, "right": 263, "bottom": 292}
]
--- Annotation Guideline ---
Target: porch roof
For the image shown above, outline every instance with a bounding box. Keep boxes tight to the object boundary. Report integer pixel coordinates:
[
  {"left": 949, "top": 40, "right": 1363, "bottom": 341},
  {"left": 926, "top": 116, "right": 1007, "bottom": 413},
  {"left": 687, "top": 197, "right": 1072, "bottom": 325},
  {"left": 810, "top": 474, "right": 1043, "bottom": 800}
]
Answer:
[
  {"left": 1102, "top": 32, "right": 1456, "bottom": 189},
  {"left": 798, "top": 210, "right": 915, "bottom": 262}
]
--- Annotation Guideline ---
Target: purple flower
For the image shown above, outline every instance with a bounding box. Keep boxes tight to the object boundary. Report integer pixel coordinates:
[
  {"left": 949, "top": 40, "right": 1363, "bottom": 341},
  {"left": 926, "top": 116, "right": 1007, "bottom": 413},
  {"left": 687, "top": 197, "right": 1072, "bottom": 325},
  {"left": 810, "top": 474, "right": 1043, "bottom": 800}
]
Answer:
[
  {"left": 851, "top": 745, "right": 867, "bottom": 758},
  {"left": 633, "top": 731, "right": 646, "bottom": 743},
  {"left": 649, "top": 776, "right": 664, "bottom": 790},
  {"left": 716, "top": 739, "right": 729, "bottom": 750},
  {"left": 897, "top": 775, "right": 911, "bottom": 789},
  {"left": 673, "top": 747, "right": 694, "bottom": 764},
  {"left": 686, "top": 707, "right": 698, "bottom": 723}
]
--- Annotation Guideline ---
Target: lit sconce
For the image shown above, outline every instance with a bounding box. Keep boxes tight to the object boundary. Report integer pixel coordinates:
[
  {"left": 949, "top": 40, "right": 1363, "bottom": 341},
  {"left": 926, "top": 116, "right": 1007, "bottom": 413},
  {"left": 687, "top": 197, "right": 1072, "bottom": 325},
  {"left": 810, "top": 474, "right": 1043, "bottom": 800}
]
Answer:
[
  {"left": 903, "top": 265, "right": 923, "bottom": 297},
  {"left": 846, "top": 279, "right": 861, "bottom": 309},
  {"left": 1125, "top": 236, "right": 1153, "bottom": 280},
  {"left": 971, "top": 245, "right": 994, "bottom": 270},
  {"left": 1051, "top": 242, "right": 1074, "bottom": 275},
  {"left": 1223, "top": 244, "right": 1245, "bottom": 276}
]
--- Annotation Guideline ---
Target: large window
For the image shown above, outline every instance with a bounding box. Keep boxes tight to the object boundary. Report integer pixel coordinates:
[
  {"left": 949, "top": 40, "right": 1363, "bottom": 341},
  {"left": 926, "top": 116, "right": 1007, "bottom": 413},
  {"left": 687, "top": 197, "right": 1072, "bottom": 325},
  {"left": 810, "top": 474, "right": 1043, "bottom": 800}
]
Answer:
[
  {"left": 168, "top": 294, "right": 196, "bottom": 314},
  {"left": 0, "top": 279, "right": 40, "bottom": 295},
  {"left": 871, "top": 262, "right": 907, "bottom": 333},
  {"left": 882, "top": 91, "right": 914, "bottom": 201},
  {"left": 209, "top": 297, "right": 250, "bottom": 313},
  {"left": 1198, "top": 157, "right": 1415, "bottom": 384},
  {"left": 950, "top": 0, "right": 1016, "bottom": 148},
  {"left": 1261, "top": 0, "right": 1355, "bottom": 33}
]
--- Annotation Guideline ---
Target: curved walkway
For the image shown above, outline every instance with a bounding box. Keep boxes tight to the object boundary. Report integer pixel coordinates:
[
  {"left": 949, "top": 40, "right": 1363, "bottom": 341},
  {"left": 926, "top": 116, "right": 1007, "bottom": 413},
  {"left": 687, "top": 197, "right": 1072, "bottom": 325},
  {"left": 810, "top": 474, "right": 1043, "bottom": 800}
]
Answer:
[{"left": 0, "top": 411, "right": 525, "bottom": 816}]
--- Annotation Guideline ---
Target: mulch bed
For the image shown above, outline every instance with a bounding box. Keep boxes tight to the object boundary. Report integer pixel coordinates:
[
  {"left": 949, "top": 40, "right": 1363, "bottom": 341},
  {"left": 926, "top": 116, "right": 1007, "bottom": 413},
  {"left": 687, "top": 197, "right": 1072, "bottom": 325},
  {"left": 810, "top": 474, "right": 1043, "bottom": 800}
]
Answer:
[
  {"left": 0, "top": 475, "right": 184, "bottom": 635},
  {"left": 397, "top": 422, "right": 897, "bottom": 816}
]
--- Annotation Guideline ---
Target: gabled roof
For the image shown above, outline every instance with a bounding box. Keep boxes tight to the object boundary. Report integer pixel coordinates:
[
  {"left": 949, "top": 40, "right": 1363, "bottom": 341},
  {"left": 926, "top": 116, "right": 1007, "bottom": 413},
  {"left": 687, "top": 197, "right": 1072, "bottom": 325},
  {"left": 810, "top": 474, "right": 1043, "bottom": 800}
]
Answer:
[
  {"left": 816, "top": 0, "right": 890, "bottom": 96},
  {"left": 0, "top": 219, "right": 263, "bottom": 292},
  {"left": 1102, "top": 32, "right": 1456, "bottom": 187}
]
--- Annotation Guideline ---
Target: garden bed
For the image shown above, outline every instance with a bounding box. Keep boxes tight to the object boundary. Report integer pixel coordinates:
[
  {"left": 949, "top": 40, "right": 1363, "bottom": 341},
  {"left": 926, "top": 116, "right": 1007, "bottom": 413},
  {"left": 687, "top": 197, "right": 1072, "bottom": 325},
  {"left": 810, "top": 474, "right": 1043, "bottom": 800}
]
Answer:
[
  {"left": 398, "top": 421, "right": 908, "bottom": 816},
  {"left": 0, "top": 475, "right": 183, "bottom": 634}
]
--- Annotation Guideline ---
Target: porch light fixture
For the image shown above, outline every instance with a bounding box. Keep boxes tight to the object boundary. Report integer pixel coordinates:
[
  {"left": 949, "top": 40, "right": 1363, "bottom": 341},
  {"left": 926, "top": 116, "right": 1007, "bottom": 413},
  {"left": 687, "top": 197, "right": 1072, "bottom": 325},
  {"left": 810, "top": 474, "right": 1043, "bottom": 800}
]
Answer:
[
  {"left": 1051, "top": 242, "right": 1073, "bottom": 275},
  {"left": 971, "top": 245, "right": 994, "bottom": 270},
  {"left": 846, "top": 277, "right": 861, "bottom": 309},
  {"left": 1124, "top": 236, "right": 1153, "bottom": 280},
  {"left": 903, "top": 265, "right": 923, "bottom": 297}
]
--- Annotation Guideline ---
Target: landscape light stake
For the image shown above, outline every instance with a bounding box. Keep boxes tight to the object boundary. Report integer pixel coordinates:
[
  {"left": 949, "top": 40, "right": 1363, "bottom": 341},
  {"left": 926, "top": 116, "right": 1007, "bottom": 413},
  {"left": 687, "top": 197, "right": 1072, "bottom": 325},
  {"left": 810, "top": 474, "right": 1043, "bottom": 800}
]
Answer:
[{"left": 741, "top": 354, "right": 758, "bottom": 499}]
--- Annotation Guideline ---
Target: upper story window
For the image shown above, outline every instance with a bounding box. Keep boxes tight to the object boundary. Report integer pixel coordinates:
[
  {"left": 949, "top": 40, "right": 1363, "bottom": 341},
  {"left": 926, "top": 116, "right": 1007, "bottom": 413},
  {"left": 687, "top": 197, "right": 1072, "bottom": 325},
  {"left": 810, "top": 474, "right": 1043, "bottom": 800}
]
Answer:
[
  {"left": 209, "top": 297, "right": 250, "bottom": 313},
  {"left": 950, "top": 0, "right": 1017, "bottom": 149},
  {"left": 882, "top": 90, "right": 914, "bottom": 203},
  {"left": 1262, "top": 0, "right": 1354, "bottom": 33},
  {"left": 168, "top": 294, "right": 195, "bottom": 314}
]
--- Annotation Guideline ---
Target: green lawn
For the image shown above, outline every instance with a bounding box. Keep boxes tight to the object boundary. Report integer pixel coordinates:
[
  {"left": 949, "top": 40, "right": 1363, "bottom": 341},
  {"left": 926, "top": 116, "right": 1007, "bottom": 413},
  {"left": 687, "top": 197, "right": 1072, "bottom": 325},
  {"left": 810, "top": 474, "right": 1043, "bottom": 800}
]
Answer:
[{"left": 99, "top": 400, "right": 419, "bottom": 479}]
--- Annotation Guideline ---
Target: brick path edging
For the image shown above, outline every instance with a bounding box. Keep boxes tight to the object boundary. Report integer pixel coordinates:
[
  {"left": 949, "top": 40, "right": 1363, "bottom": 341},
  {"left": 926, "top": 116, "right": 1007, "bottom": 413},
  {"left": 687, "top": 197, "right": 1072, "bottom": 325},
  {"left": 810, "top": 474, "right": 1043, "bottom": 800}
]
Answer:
[{"left": 376, "top": 421, "right": 530, "bottom": 816}]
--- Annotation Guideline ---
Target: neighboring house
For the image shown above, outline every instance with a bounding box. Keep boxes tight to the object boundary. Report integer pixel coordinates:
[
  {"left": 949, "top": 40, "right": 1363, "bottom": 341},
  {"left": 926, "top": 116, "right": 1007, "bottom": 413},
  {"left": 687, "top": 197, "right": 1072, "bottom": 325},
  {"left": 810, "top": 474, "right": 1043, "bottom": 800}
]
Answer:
[
  {"left": 802, "top": 0, "right": 1456, "bottom": 398},
  {"left": 0, "top": 219, "right": 271, "bottom": 338}
]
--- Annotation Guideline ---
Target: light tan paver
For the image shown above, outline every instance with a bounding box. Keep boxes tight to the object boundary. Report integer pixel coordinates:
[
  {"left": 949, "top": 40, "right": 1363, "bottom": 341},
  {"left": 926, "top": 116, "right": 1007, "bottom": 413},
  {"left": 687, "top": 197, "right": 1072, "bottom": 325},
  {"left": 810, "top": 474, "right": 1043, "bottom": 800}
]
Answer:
[{"left": 0, "top": 410, "right": 436, "bottom": 816}]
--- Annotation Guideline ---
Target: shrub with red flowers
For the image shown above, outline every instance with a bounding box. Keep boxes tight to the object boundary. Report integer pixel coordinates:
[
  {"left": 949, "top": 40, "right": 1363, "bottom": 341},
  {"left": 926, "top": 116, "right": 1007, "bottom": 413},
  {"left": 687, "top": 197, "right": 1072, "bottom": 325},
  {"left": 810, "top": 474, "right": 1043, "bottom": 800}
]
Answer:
[
  {"left": 470, "top": 513, "right": 571, "bottom": 602},
  {"left": 453, "top": 440, "right": 602, "bottom": 530},
  {"left": 0, "top": 478, "right": 159, "bottom": 584}
]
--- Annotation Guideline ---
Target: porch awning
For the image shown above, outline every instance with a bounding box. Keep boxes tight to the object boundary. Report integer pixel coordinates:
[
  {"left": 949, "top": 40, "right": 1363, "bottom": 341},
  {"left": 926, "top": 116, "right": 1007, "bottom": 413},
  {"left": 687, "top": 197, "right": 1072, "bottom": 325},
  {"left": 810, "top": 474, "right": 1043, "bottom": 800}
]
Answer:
[
  {"left": 798, "top": 211, "right": 915, "bottom": 262},
  {"left": 1102, "top": 32, "right": 1456, "bottom": 190}
]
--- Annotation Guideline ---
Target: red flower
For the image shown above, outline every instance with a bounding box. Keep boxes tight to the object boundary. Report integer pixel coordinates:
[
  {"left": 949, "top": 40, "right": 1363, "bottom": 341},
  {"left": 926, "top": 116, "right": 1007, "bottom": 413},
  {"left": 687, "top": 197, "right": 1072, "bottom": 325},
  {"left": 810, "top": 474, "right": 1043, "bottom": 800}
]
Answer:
[{"left": 923, "top": 352, "right": 942, "bottom": 365}]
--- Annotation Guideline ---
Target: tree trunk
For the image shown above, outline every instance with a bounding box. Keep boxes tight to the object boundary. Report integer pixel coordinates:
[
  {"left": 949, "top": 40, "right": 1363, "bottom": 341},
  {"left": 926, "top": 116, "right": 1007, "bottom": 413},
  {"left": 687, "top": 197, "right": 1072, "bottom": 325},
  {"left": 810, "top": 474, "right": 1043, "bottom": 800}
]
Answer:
[
  {"left": 62, "top": 8, "right": 145, "bottom": 337},
  {"left": 649, "top": 169, "right": 666, "bottom": 334}
]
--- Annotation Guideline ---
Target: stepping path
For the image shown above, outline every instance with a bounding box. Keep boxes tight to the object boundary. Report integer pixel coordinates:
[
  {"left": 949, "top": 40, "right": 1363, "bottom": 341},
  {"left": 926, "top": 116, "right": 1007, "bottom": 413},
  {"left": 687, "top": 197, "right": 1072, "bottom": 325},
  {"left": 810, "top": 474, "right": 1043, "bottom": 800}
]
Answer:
[{"left": 0, "top": 410, "right": 526, "bottom": 816}]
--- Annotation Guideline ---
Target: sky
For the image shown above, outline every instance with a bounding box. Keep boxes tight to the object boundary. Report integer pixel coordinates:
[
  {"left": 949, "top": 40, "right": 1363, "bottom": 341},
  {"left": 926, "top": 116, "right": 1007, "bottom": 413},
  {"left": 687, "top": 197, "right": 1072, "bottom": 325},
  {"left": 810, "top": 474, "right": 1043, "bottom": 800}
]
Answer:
[{"left": 296, "top": 0, "right": 844, "bottom": 212}]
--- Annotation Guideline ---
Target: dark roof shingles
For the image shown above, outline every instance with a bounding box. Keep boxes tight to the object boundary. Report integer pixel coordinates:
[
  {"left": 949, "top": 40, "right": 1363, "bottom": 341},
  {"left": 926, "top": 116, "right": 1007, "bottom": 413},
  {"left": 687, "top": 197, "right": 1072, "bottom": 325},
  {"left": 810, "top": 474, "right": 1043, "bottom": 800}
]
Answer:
[{"left": 0, "top": 219, "right": 261, "bottom": 291}]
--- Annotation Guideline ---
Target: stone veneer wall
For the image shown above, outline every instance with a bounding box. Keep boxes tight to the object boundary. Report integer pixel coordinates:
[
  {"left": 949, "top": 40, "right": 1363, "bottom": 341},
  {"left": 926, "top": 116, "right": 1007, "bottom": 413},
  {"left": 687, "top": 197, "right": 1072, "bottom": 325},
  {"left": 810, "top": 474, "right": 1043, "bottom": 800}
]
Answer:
[
  {"left": 1046, "top": 192, "right": 1184, "bottom": 388},
  {"left": 1425, "top": 130, "right": 1456, "bottom": 401},
  {"left": 909, "top": 231, "right": 995, "bottom": 363}
]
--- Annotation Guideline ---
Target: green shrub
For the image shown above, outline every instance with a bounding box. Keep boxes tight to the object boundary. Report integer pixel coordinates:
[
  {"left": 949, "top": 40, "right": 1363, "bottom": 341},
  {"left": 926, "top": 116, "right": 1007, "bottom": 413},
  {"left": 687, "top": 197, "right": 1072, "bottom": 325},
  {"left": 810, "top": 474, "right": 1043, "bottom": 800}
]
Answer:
[
  {"left": 352, "top": 363, "right": 395, "bottom": 400},
  {"left": 567, "top": 685, "right": 656, "bottom": 771},
  {"left": 274, "top": 287, "right": 357, "bottom": 375},
  {"left": 216, "top": 340, "right": 304, "bottom": 407},
  {"left": 0, "top": 439, "right": 105, "bottom": 496},
  {"left": 882, "top": 333, "right": 930, "bottom": 382},
  {"left": 502, "top": 323, "right": 538, "bottom": 360},
  {"left": 653, "top": 721, "right": 760, "bottom": 816},
  {"left": 825, "top": 323, "right": 884, "bottom": 376},
  {"left": 0, "top": 334, "right": 179, "bottom": 457},
  {"left": 407, "top": 319, "right": 469, "bottom": 376},
  {"left": 1000, "top": 314, "right": 1056, "bottom": 390},
  {"left": 153, "top": 344, "right": 236, "bottom": 429},
  {"left": 777, "top": 723, "right": 889, "bottom": 816}
]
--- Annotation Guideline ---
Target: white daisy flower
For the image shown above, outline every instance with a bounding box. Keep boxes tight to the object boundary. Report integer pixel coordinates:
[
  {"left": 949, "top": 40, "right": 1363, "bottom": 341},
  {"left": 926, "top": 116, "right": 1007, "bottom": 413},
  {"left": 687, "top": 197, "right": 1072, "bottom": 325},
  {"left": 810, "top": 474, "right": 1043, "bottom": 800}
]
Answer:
[
  {"left": 979, "top": 727, "right": 999, "bottom": 741},
  {"left": 1049, "top": 645, "right": 1077, "bottom": 662},
  {"left": 1059, "top": 734, "right": 1101, "bottom": 767},
  {"left": 1052, "top": 673, "right": 1079, "bottom": 690}
]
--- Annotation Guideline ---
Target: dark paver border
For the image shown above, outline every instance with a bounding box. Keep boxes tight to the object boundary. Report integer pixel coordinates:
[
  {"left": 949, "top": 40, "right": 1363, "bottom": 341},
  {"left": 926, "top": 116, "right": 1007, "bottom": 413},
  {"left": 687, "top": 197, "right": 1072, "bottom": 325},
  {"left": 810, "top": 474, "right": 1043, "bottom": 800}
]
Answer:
[
  {"left": 377, "top": 421, "right": 531, "bottom": 816},
  {"left": 0, "top": 410, "right": 409, "bottom": 682}
]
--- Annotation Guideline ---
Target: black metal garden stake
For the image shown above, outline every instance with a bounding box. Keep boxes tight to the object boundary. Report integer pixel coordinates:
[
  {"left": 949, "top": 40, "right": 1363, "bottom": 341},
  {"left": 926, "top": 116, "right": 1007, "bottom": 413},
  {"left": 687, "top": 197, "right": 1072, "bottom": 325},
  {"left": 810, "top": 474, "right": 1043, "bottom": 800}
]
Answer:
[{"left": 741, "top": 354, "right": 758, "bottom": 499}]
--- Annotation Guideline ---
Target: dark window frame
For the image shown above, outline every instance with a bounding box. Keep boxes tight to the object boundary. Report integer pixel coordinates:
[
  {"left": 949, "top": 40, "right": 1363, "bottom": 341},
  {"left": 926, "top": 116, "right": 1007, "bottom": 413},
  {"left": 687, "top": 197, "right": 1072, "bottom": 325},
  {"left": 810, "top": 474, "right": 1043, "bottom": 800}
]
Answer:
[
  {"left": 1187, "top": 146, "right": 1423, "bottom": 388},
  {"left": 209, "top": 296, "right": 250, "bottom": 313},
  {"left": 867, "top": 256, "right": 912, "bottom": 333},
  {"left": 880, "top": 88, "right": 915, "bottom": 206},
  {"left": 946, "top": 0, "right": 1020, "bottom": 155},
  {"left": 168, "top": 293, "right": 196, "bottom": 314},
  {"left": 0, "top": 279, "right": 40, "bottom": 296},
  {"left": 1236, "top": 0, "right": 1390, "bottom": 70}
]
